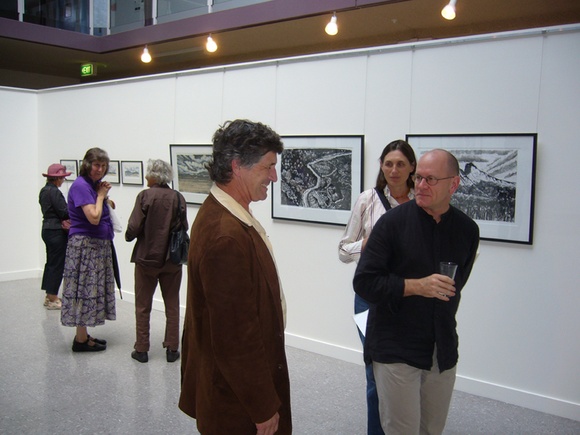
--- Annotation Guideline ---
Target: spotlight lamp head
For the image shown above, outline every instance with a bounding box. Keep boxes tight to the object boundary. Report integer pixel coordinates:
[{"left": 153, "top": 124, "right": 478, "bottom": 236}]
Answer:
[
  {"left": 141, "top": 46, "right": 152, "bottom": 63},
  {"left": 206, "top": 35, "right": 218, "bottom": 53},
  {"left": 325, "top": 13, "right": 338, "bottom": 36},
  {"left": 441, "top": 0, "right": 457, "bottom": 20}
]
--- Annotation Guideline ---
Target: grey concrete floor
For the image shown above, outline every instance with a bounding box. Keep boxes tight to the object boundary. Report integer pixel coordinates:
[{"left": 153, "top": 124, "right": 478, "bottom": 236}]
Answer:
[{"left": 1, "top": 278, "right": 578, "bottom": 434}]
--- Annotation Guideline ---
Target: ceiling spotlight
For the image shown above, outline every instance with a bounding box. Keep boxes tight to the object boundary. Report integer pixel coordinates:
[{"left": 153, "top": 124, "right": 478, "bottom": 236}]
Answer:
[
  {"left": 441, "top": 0, "right": 457, "bottom": 20},
  {"left": 206, "top": 35, "right": 218, "bottom": 53},
  {"left": 141, "top": 46, "right": 152, "bottom": 63},
  {"left": 325, "top": 13, "right": 338, "bottom": 36}
]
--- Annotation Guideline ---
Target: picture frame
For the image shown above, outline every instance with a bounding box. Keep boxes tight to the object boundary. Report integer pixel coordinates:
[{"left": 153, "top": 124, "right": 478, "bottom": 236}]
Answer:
[
  {"left": 103, "top": 160, "right": 120, "bottom": 184},
  {"left": 120, "top": 160, "right": 144, "bottom": 186},
  {"left": 170, "top": 144, "right": 213, "bottom": 205},
  {"left": 60, "top": 159, "right": 78, "bottom": 181},
  {"left": 272, "top": 135, "right": 364, "bottom": 226},
  {"left": 406, "top": 133, "right": 537, "bottom": 244}
]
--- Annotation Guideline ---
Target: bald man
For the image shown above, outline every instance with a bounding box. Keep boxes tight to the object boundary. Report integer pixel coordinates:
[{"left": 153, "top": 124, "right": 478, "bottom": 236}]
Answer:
[{"left": 354, "top": 149, "right": 479, "bottom": 435}]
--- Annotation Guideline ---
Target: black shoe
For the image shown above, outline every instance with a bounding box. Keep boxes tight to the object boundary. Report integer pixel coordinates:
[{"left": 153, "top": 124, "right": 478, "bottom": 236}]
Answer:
[
  {"left": 166, "top": 349, "right": 180, "bottom": 363},
  {"left": 132, "top": 350, "right": 148, "bottom": 363},
  {"left": 87, "top": 335, "right": 107, "bottom": 345},
  {"left": 72, "top": 338, "right": 106, "bottom": 352}
]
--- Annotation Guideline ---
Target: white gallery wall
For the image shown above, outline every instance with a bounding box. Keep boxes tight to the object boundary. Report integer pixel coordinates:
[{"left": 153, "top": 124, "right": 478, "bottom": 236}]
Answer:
[{"left": 1, "top": 25, "right": 578, "bottom": 421}]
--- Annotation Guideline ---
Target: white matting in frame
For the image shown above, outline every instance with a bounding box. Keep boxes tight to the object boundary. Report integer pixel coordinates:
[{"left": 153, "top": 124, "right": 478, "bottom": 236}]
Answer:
[
  {"left": 272, "top": 135, "right": 364, "bottom": 226},
  {"left": 406, "top": 133, "right": 537, "bottom": 244},
  {"left": 170, "top": 144, "right": 213, "bottom": 205}
]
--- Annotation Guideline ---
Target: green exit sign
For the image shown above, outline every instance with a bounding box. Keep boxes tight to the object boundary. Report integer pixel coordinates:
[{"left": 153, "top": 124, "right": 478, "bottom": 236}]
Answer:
[{"left": 81, "top": 64, "right": 96, "bottom": 77}]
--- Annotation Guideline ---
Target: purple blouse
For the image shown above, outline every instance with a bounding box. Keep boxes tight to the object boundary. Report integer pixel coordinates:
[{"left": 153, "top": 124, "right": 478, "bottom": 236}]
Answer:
[{"left": 67, "top": 176, "right": 113, "bottom": 240}]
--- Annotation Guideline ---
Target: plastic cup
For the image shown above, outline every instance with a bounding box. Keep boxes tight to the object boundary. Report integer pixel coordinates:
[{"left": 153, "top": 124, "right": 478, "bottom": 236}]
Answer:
[{"left": 439, "top": 262, "right": 457, "bottom": 279}]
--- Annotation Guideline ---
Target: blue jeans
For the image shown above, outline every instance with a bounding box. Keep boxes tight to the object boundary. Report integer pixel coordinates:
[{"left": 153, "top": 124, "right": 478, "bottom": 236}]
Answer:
[{"left": 355, "top": 294, "right": 385, "bottom": 435}]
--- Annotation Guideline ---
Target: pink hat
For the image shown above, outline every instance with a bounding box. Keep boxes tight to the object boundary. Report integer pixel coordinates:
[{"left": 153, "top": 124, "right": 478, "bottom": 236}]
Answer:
[{"left": 42, "top": 163, "right": 72, "bottom": 178}]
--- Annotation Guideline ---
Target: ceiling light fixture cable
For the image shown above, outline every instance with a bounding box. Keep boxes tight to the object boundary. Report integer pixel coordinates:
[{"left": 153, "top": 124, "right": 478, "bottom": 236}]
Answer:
[
  {"left": 325, "top": 12, "right": 338, "bottom": 36},
  {"left": 441, "top": 0, "right": 457, "bottom": 20},
  {"left": 206, "top": 34, "right": 218, "bottom": 53},
  {"left": 141, "top": 45, "right": 152, "bottom": 63}
]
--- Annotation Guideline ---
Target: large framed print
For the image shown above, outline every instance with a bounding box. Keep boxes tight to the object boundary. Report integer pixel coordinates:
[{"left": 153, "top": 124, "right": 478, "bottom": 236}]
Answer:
[
  {"left": 120, "top": 160, "right": 144, "bottom": 185},
  {"left": 170, "top": 144, "right": 213, "bottom": 205},
  {"left": 406, "top": 133, "right": 537, "bottom": 244},
  {"left": 272, "top": 135, "right": 364, "bottom": 226}
]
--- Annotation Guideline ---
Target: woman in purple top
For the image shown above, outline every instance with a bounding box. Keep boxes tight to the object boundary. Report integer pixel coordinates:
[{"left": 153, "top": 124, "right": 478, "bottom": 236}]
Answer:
[{"left": 61, "top": 147, "right": 116, "bottom": 352}]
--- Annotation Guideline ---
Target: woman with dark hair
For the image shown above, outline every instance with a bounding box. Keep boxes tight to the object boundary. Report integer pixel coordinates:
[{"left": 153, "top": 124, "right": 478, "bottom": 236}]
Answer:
[
  {"left": 126, "top": 159, "right": 187, "bottom": 363},
  {"left": 61, "top": 147, "right": 116, "bottom": 352},
  {"left": 39, "top": 163, "right": 72, "bottom": 310},
  {"left": 338, "top": 139, "right": 416, "bottom": 435}
]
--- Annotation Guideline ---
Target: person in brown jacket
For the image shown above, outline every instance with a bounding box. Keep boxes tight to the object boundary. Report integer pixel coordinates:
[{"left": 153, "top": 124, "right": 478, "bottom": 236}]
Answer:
[
  {"left": 179, "top": 119, "right": 292, "bottom": 435},
  {"left": 125, "top": 159, "right": 188, "bottom": 363}
]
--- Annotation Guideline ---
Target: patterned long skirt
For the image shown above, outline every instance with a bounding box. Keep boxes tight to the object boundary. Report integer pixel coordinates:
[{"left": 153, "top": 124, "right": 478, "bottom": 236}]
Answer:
[{"left": 61, "top": 234, "right": 116, "bottom": 327}]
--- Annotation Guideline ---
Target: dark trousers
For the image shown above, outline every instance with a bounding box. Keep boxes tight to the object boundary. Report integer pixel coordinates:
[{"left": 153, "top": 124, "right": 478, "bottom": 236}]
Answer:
[
  {"left": 134, "top": 262, "right": 182, "bottom": 352},
  {"left": 41, "top": 228, "right": 68, "bottom": 295}
]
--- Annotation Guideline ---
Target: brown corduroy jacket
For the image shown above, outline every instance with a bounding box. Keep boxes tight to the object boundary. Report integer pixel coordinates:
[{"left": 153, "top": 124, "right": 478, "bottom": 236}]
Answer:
[
  {"left": 125, "top": 184, "right": 187, "bottom": 268},
  {"left": 179, "top": 193, "right": 292, "bottom": 435}
]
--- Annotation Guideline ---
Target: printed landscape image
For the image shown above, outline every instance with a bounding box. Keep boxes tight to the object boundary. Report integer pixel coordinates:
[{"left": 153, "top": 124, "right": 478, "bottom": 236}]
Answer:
[
  {"left": 452, "top": 149, "right": 518, "bottom": 222},
  {"left": 280, "top": 148, "right": 353, "bottom": 211},
  {"left": 177, "top": 154, "right": 212, "bottom": 194}
]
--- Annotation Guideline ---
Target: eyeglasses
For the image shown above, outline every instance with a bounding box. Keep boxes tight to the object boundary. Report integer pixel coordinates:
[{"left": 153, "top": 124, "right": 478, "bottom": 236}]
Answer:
[{"left": 412, "top": 174, "right": 455, "bottom": 186}]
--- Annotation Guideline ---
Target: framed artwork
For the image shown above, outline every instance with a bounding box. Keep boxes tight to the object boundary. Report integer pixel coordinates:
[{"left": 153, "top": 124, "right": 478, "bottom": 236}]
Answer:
[
  {"left": 272, "top": 135, "right": 364, "bottom": 226},
  {"left": 406, "top": 133, "right": 537, "bottom": 244},
  {"left": 103, "top": 160, "right": 120, "bottom": 184},
  {"left": 60, "top": 159, "right": 78, "bottom": 181},
  {"left": 120, "top": 160, "right": 144, "bottom": 185},
  {"left": 170, "top": 144, "right": 213, "bottom": 205}
]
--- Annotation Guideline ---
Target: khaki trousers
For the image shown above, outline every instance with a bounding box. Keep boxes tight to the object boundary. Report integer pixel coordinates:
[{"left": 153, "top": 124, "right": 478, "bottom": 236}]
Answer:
[
  {"left": 134, "top": 262, "right": 182, "bottom": 352},
  {"left": 373, "top": 349, "right": 456, "bottom": 435}
]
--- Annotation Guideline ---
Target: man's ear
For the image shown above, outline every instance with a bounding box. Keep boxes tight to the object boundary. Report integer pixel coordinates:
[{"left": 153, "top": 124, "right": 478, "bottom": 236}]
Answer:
[
  {"left": 450, "top": 175, "right": 460, "bottom": 194},
  {"left": 231, "top": 159, "right": 241, "bottom": 176}
]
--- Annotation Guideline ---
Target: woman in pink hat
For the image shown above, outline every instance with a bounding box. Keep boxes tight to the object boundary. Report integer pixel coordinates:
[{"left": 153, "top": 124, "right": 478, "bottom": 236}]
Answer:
[{"left": 39, "top": 163, "right": 72, "bottom": 310}]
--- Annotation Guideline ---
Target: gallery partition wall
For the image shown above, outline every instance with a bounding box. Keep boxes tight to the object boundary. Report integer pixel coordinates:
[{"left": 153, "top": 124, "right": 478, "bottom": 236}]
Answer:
[{"left": 1, "top": 24, "right": 579, "bottom": 421}]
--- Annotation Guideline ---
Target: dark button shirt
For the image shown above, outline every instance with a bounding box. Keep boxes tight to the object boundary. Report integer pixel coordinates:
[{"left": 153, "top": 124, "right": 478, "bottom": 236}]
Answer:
[
  {"left": 39, "top": 182, "right": 69, "bottom": 230},
  {"left": 353, "top": 200, "right": 479, "bottom": 372}
]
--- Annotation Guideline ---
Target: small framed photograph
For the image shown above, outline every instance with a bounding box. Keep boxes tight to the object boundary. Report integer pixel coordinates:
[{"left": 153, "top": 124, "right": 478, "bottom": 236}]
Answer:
[
  {"left": 170, "top": 144, "right": 213, "bottom": 205},
  {"left": 103, "top": 160, "right": 120, "bottom": 184},
  {"left": 120, "top": 160, "right": 144, "bottom": 186},
  {"left": 60, "top": 159, "right": 78, "bottom": 181},
  {"left": 406, "top": 133, "right": 537, "bottom": 244},
  {"left": 272, "top": 135, "right": 364, "bottom": 226}
]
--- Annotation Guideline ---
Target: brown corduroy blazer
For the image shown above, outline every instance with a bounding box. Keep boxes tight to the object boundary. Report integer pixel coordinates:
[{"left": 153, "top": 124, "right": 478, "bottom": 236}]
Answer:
[{"left": 179, "top": 194, "right": 292, "bottom": 435}]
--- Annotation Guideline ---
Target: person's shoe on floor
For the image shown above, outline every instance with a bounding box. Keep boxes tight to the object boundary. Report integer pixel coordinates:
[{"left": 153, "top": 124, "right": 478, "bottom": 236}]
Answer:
[
  {"left": 72, "top": 337, "right": 106, "bottom": 352},
  {"left": 132, "top": 350, "right": 148, "bottom": 363},
  {"left": 166, "top": 349, "right": 180, "bottom": 363}
]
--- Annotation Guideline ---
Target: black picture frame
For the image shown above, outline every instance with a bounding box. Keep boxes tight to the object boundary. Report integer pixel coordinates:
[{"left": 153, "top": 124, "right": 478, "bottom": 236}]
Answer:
[
  {"left": 59, "top": 159, "right": 78, "bottom": 181},
  {"left": 406, "top": 133, "right": 537, "bottom": 244},
  {"left": 169, "top": 144, "right": 213, "bottom": 205},
  {"left": 103, "top": 160, "right": 120, "bottom": 184},
  {"left": 272, "top": 135, "right": 365, "bottom": 226},
  {"left": 120, "top": 160, "right": 144, "bottom": 186}
]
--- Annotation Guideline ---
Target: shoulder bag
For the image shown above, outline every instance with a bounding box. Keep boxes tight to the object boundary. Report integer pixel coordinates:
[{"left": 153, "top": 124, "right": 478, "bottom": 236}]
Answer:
[{"left": 168, "top": 191, "right": 189, "bottom": 265}]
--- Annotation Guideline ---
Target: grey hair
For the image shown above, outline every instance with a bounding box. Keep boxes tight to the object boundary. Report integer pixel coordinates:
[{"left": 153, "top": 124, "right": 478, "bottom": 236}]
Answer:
[{"left": 146, "top": 159, "right": 173, "bottom": 185}]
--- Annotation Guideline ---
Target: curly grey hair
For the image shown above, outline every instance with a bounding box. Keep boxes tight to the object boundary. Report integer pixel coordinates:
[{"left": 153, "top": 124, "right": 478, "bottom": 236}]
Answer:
[{"left": 146, "top": 159, "right": 173, "bottom": 185}]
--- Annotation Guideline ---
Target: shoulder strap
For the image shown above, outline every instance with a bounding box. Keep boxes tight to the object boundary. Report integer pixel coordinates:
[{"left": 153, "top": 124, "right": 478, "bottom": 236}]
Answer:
[
  {"left": 173, "top": 190, "right": 185, "bottom": 231},
  {"left": 374, "top": 187, "right": 392, "bottom": 212}
]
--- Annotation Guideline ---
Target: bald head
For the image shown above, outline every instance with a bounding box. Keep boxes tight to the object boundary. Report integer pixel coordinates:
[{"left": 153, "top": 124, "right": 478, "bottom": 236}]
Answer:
[{"left": 419, "top": 149, "right": 459, "bottom": 176}]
